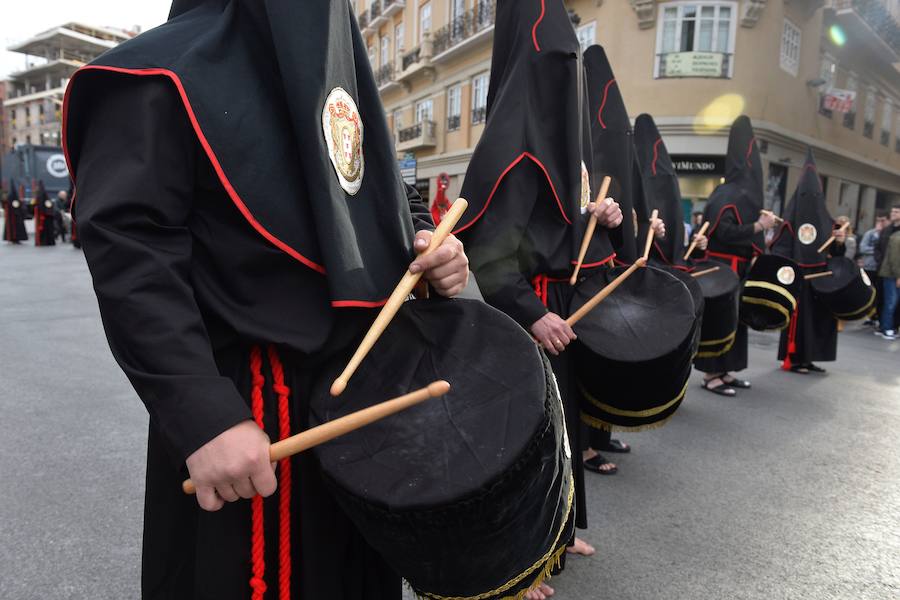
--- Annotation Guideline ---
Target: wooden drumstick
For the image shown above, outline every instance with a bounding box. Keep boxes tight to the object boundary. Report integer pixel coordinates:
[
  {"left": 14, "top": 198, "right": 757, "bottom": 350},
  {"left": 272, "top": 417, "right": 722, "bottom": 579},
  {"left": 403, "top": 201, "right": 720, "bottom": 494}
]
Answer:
[
  {"left": 804, "top": 270, "right": 834, "bottom": 281},
  {"left": 570, "top": 176, "right": 612, "bottom": 285},
  {"left": 683, "top": 221, "right": 710, "bottom": 261},
  {"left": 691, "top": 265, "right": 720, "bottom": 278},
  {"left": 817, "top": 222, "right": 849, "bottom": 254},
  {"left": 760, "top": 209, "right": 784, "bottom": 224},
  {"left": 182, "top": 381, "right": 451, "bottom": 495},
  {"left": 566, "top": 258, "right": 647, "bottom": 327},
  {"left": 642, "top": 209, "right": 659, "bottom": 261},
  {"left": 330, "top": 199, "right": 468, "bottom": 397}
]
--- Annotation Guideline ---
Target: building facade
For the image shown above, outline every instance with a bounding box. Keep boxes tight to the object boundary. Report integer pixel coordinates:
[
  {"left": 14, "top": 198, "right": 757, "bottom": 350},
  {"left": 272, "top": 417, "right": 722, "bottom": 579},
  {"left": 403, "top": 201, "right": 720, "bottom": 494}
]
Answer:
[
  {"left": 354, "top": 0, "right": 900, "bottom": 232},
  {"left": 3, "top": 23, "right": 134, "bottom": 150}
]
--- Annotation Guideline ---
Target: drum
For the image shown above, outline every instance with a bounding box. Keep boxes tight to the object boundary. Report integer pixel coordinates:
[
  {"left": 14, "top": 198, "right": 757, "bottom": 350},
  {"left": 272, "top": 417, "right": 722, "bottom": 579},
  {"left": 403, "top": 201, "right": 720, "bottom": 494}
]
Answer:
[
  {"left": 810, "top": 256, "right": 877, "bottom": 321},
  {"left": 310, "top": 299, "right": 574, "bottom": 600},
  {"left": 693, "top": 265, "right": 741, "bottom": 358},
  {"left": 661, "top": 266, "right": 705, "bottom": 355},
  {"left": 740, "top": 254, "right": 802, "bottom": 331},
  {"left": 572, "top": 265, "right": 698, "bottom": 431}
]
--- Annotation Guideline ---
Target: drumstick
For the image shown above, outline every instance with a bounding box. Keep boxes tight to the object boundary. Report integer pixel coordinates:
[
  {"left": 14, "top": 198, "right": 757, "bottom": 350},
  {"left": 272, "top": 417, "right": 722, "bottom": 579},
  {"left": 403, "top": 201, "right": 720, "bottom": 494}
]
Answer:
[
  {"left": 683, "top": 222, "right": 710, "bottom": 261},
  {"left": 691, "top": 265, "right": 720, "bottom": 278},
  {"left": 817, "top": 222, "right": 849, "bottom": 254},
  {"left": 566, "top": 258, "right": 647, "bottom": 327},
  {"left": 804, "top": 270, "right": 834, "bottom": 281},
  {"left": 570, "top": 176, "right": 612, "bottom": 285},
  {"left": 330, "top": 199, "right": 468, "bottom": 397},
  {"left": 760, "top": 209, "right": 784, "bottom": 224},
  {"left": 183, "top": 381, "right": 451, "bottom": 495},
  {"left": 642, "top": 209, "right": 659, "bottom": 261}
]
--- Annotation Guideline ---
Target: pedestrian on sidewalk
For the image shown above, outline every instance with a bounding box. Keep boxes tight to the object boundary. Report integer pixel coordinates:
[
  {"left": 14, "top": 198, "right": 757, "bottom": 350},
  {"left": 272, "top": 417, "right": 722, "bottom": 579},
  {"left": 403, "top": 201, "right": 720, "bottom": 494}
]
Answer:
[
  {"left": 876, "top": 215, "right": 900, "bottom": 340},
  {"left": 858, "top": 211, "right": 888, "bottom": 327}
]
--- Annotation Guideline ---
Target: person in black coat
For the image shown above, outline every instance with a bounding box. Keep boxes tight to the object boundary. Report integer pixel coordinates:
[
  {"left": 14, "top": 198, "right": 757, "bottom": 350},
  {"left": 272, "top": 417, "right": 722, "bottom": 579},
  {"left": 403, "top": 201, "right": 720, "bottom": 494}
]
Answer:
[{"left": 2, "top": 182, "right": 28, "bottom": 244}]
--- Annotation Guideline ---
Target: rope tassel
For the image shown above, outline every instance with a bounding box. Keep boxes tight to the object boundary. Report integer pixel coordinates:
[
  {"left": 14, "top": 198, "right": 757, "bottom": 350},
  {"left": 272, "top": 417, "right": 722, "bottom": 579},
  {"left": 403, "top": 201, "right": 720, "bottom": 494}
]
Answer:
[
  {"left": 249, "top": 346, "right": 268, "bottom": 600},
  {"left": 267, "top": 345, "right": 293, "bottom": 600}
]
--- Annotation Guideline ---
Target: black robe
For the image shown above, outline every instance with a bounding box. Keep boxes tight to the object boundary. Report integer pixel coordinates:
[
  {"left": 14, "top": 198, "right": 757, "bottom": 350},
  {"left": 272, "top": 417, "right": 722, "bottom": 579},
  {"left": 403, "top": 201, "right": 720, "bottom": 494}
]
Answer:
[
  {"left": 33, "top": 192, "right": 57, "bottom": 247},
  {"left": 2, "top": 185, "right": 28, "bottom": 243},
  {"left": 771, "top": 151, "right": 839, "bottom": 366},
  {"left": 68, "top": 74, "right": 433, "bottom": 600},
  {"left": 694, "top": 116, "right": 765, "bottom": 374}
]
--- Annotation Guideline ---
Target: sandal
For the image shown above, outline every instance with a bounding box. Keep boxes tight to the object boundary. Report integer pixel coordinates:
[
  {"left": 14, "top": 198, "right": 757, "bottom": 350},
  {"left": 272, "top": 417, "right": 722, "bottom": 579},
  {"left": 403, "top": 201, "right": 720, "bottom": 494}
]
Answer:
[
  {"left": 807, "top": 363, "right": 826, "bottom": 373},
  {"left": 599, "top": 439, "right": 631, "bottom": 453},
  {"left": 584, "top": 454, "right": 618, "bottom": 475},
  {"left": 789, "top": 365, "right": 810, "bottom": 374},
  {"left": 702, "top": 377, "right": 736, "bottom": 396},
  {"left": 722, "top": 375, "right": 751, "bottom": 389}
]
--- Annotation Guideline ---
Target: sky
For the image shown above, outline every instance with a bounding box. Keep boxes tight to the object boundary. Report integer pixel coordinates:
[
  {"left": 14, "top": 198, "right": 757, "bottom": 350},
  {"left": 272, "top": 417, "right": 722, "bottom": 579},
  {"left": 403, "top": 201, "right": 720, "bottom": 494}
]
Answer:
[{"left": 2, "top": 1, "right": 172, "bottom": 78}]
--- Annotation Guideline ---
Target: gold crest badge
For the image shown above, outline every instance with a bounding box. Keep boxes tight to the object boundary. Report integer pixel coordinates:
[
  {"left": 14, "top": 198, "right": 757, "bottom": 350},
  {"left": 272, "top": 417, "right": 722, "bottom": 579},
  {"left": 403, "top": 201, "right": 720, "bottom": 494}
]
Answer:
[
  {"left": 797, "top": 223, "right": 817, "bottom": 246},
  {"left": 777, "top": 266, "right": 796, "bottom": 286},
  {"left": 580, "top": 162, "right": 591, "bottom": 214},
  {"left": 322, "top": 87, "right": 364, "bottom": 195}
]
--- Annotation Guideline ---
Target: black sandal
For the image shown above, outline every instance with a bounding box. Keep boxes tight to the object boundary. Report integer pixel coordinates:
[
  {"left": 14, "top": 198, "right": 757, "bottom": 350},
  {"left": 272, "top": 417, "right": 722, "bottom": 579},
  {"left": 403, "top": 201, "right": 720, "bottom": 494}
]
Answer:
[
  {"left": 807, "top": 364, "right": 827, "bottom": 373},
  {"left": 599, "top": 439, "right": 631, "bottom": 453},
  {"left": 790, "top": 365, "right": 810, "bottom": 374},
  {"left": 584, "top": 454, "right": 618, "bottom": 475},
  {"left": 722, "top": 375, "right": 751, "bottom": 389},
  {"left": 702, "top": 377, "right": 736, "bottom": 396}
]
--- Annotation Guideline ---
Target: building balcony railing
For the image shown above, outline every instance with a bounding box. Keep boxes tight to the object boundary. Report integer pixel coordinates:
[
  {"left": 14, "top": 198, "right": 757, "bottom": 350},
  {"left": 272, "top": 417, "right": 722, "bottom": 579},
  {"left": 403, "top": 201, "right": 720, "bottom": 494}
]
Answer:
[
  {"left": 447, "top": 114, "right": 461, "bottom": 131},
  {"left": 656, "top": 52, "right": 733, "bottom": 79},
  {"left": 397, "top": 120, "right": 437, "bottom": 152},
  {"left": 397, "top": 36, "right": 435, "bottom": 82},
  {"left": 832, "top": 0, "right": 900, "bottom": 61},
  {"left": 432, "top": 1, "right": 497, "bottom": 62},
  {"left": 374, "top": 62, "right": 402, "bottom": 93},
  {"left": 383, "top": 0, "right": 405, "bottom": 18},
  {"left": 369, "top": 1, "right": 387, "bottom": 29},
  {"left": 358, "top": 10, "right": 370, "bottom": 32},
  {"left": 471, "top": 106, "right": 487, "bottom": 126}
]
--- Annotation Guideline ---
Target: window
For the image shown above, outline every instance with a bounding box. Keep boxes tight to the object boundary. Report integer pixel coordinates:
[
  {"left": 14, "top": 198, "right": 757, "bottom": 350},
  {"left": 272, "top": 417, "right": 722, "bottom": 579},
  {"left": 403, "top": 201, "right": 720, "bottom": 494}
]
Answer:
[
  {"left": 818, "top": 54, "right": 836, "bottom": 117},
  {"left": 380, "top": 35, "right": 390, "bottom": 67},
  {"left": 779, "top": 19, "right": 801, "bottom": 76},
  {"left": 655, "top": 2, "right": 736, "bottom": 78},
  {"left": 577, "top": 22, "right": 596, "bottom": 53},
  {"left": 472, "top": 72, "right": 489, "bottom": 124},
  {"left": 450, "top": 0, "right": 466, "bottom": 40},
  {"left": 393, "top": 109, "right": 404, "bottom": 132},
  {"left": 864, "top": 87, "right": 876, "bottom": 139},
  {"left": 881, "top": 98, "right": 893, "bottom": 146},
  {"left": 447, "top": 84, "right": 462, "bottom": 131},
  {"left": 368, "top": 45, "right": 376, "bottom": 65},
  {"left": 395, "top": 23, "right": 405, "bottom": 63},
  {"left": 419, "top": 2, "right": 432, "bottom": 43},
  {"left": 415, "top": 98, "right": 433, "bottom": 124},
  {"left": 843, "top": 72, "right": 857, "bottom": 129}
]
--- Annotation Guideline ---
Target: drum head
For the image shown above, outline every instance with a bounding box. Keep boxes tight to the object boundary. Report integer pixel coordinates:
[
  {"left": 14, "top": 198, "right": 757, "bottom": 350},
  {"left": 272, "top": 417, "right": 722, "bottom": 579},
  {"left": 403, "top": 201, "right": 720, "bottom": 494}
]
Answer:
[
  {"left": 572, "top": 266, "right": 695, "bottom": 362},
  {"left": 311, "top": 298, "right": 547, "bottom": 510},
  {"left": 810, "top": 256, "right": 861, "bottom": 294}
]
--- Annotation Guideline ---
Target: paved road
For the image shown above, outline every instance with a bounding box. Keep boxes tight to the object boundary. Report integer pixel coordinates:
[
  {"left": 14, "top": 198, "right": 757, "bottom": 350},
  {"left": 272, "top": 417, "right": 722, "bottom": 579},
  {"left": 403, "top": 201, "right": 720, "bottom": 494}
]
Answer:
[{"left": 1, "top": 240, "right": 898, "bottom": 600}]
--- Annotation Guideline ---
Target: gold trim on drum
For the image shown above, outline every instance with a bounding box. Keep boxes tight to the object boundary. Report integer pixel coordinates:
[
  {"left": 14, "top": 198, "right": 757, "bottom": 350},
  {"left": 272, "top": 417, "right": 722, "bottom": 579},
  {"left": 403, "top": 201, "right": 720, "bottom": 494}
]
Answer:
[
  {"left": 416, "top": 470, "right": 576, "bottom": 600},
  {"left": 579, "top": 379, "right": 689, "bottom": 419},
  {"left": 698, "top": 330, "right": 737, "bottom": 347},
  {"left": 832, "top": 288, "right": 877, "bottom": 320},
  {"left": 740, "top": 297, "right": 791, "bottom": 330},
  {"left": 743, "top": 281, "right": 797, "bottom": 310}
]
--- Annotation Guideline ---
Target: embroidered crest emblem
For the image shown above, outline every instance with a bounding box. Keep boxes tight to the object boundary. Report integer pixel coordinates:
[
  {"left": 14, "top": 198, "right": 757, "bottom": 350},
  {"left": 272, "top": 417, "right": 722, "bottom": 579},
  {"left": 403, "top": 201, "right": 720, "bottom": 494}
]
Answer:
[
  {"left": 797, "top": 223, "right": 817, "bottom": 246},
  {"left": 777, "top": 266, "right": 796, "bottom": 286},
  {"left": 322, "top": 87, "right": 364, "bottom": 195},
  {"left": 44, "top": 200, "right": 53, "bottom": 209},
  {"left": 861, "top": 269, "right": 871, "bottom": 287},
  {"left": 580, "top": 161, "right": 591, "bottom": 214},
  {"left": 12, "top": 200, "right": 20, "bottom": 209}
]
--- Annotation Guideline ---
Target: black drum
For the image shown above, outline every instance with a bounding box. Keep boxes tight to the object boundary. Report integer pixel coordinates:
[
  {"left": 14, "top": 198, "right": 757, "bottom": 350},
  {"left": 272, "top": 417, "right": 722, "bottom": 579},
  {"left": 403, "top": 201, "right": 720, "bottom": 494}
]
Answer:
[
  {"left": 310, "top": 299, "right": 574, "bottom": 600},
  {"left": 572, "top": 265, "right": 698, "bottom": 431},
  {"left": 693, "top": 265, "right": 741, "bottom": 358},
  {"left": 810, "top": 257, "right": 877, "bottom": 321},
  {"left": 661, "top": 266, "right": 705, "bottom": 355},
  {"left": 740, "top": 255, "right": 802, "bottom": 331}
]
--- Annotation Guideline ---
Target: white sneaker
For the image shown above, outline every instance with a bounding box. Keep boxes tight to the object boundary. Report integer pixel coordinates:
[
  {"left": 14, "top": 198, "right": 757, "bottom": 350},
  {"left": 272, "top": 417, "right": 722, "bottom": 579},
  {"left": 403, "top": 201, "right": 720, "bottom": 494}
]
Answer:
[{"left": 883, "top": 330, "right": 898, "bottom": 340}]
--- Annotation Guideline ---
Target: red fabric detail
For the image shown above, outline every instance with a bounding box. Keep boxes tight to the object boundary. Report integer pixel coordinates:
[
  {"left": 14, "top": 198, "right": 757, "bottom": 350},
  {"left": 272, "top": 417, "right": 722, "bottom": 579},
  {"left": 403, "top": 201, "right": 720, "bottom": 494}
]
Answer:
[
  {"left": 63, "top": 65, "right": 326, "bottom": 275},
  {"left": 331, "top": 298, "right": 389, "bottom": 308},
  {"left": 707, "top": 251, "right": 746, "bottom": 274},
  {"left": 597, "top": 79, "right": 616, "bottom": 129},
  {"left": 34, "top": 207, "right": 42, "bottom": 247},
  {"left": 266, "top": 346, "right": 292, "bottom": 600},
  {"left": 746, "top": 137, "right": 756, "bottom": 169},
  {"left": 430, "top": 176, "right": 451, "bottom": 226},
  {"left": 570, "top": 253, "right": 616, "bottom": 269},
  {"left": 652, "top": 240, "right": 670, "bottom": 264},
  {"left": 453, "top": 151, "right": 573, "bottom": 235},
  {"left": 532, "top": 274, "right": 570, "bottom": 307},
  {"left": 651, "top": 138, "right": 662, "bottom": 175},
  {"left": 248, "top": 346, "right": 267, "bottom": 600},
  {"left": 782, "top": 307, "right": 799, "bottom": 371},
  {"left": 532, "top": 0, "right": 546, "bottom": 52}
]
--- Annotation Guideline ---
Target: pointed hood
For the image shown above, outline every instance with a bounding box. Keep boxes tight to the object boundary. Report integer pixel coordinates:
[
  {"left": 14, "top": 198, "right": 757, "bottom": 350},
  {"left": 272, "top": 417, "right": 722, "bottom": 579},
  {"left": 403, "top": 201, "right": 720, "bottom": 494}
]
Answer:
[
  {"left": 584, "top": 44, "right": 637, "bottom": 262},
  {"left": 770, "top": 149, "right": 834, "bottom": 267},
  {"left": 456, "top": 0, "right": 614, "bottom": 265},
  {"left": 634, "top": 114, "right": 685, "bottom": 264},
  {"left": 7, "top": 179, "right": 19, "bottom": 203},
  {"left": 65, "top": 0, "right": 416, "bottom": 307}
]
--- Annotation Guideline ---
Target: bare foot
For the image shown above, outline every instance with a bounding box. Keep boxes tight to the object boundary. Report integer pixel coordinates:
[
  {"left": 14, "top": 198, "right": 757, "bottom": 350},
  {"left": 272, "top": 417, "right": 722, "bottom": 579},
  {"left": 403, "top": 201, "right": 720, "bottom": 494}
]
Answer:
[
  {"left": 525, "top": 583, "right": 555, "bottom": 599},
  {"left": 566, "top": 536, "right": 596, "bottom": 556}
]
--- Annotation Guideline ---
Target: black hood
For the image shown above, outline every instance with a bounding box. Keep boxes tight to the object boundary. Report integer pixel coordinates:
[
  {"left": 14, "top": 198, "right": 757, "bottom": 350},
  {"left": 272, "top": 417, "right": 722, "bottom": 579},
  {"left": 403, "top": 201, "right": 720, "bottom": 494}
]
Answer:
[
  {"left": 770, "top": 149, "right": 834, "bottom": 267},
  {"left": 584, "top": 44, "right": 638, "bottom": 263},
  {"left": 65, "top": 0, "right": 416, "bottom": 307},
  {"left": 634, "top": 114, "right": 685, "bottom": 265}
]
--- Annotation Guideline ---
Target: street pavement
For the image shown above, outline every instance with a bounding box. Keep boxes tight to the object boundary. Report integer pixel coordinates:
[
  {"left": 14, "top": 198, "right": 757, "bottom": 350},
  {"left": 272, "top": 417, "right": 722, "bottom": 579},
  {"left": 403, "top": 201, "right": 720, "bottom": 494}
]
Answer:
[{"left": 1, "top": 238, "right": 898, "bottom": 600}]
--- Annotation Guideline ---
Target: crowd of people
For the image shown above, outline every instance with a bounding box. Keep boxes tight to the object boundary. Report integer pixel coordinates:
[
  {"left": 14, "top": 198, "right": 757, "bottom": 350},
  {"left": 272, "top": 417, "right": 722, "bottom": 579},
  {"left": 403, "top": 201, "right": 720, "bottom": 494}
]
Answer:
[
  {"left": 1, "top": 182, "right": 76, "bottom": 247},
  {"left": 857, "top": 207, "right": 900, "bottom": 339}
]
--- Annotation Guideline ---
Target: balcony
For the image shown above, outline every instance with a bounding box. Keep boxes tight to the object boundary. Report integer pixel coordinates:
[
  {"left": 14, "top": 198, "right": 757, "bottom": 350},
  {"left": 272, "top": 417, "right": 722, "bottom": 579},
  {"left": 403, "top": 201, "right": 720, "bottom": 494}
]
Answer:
[
  {"left": 397, "top": 36, "right": 435, "bottom": 82},
  {"left": 369, "top": 1, "right": 387, "bottom": 30},
  {"left": 383, "top": 0, "right": 405, "bottom": 18},
  {"left": 358, "top": 10, "right": 370, "bottom": 32},
  {"left": 374, "top": 62, "right": 402, "bottom": 93},
  {"left": 432, "top": 1, "right": 496, "bottom": 64},
  {"left": 471, "top": 106, "right": 487, "bottom": 126},
  {"left": 447, "top": 114, "right": 461, "bottom": 131},
  {"left": 397, "top": 120, "right": 437, "bottom": 152},
  {"left": 831, "top": 0, "right": 900, "bottom": 69}
]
